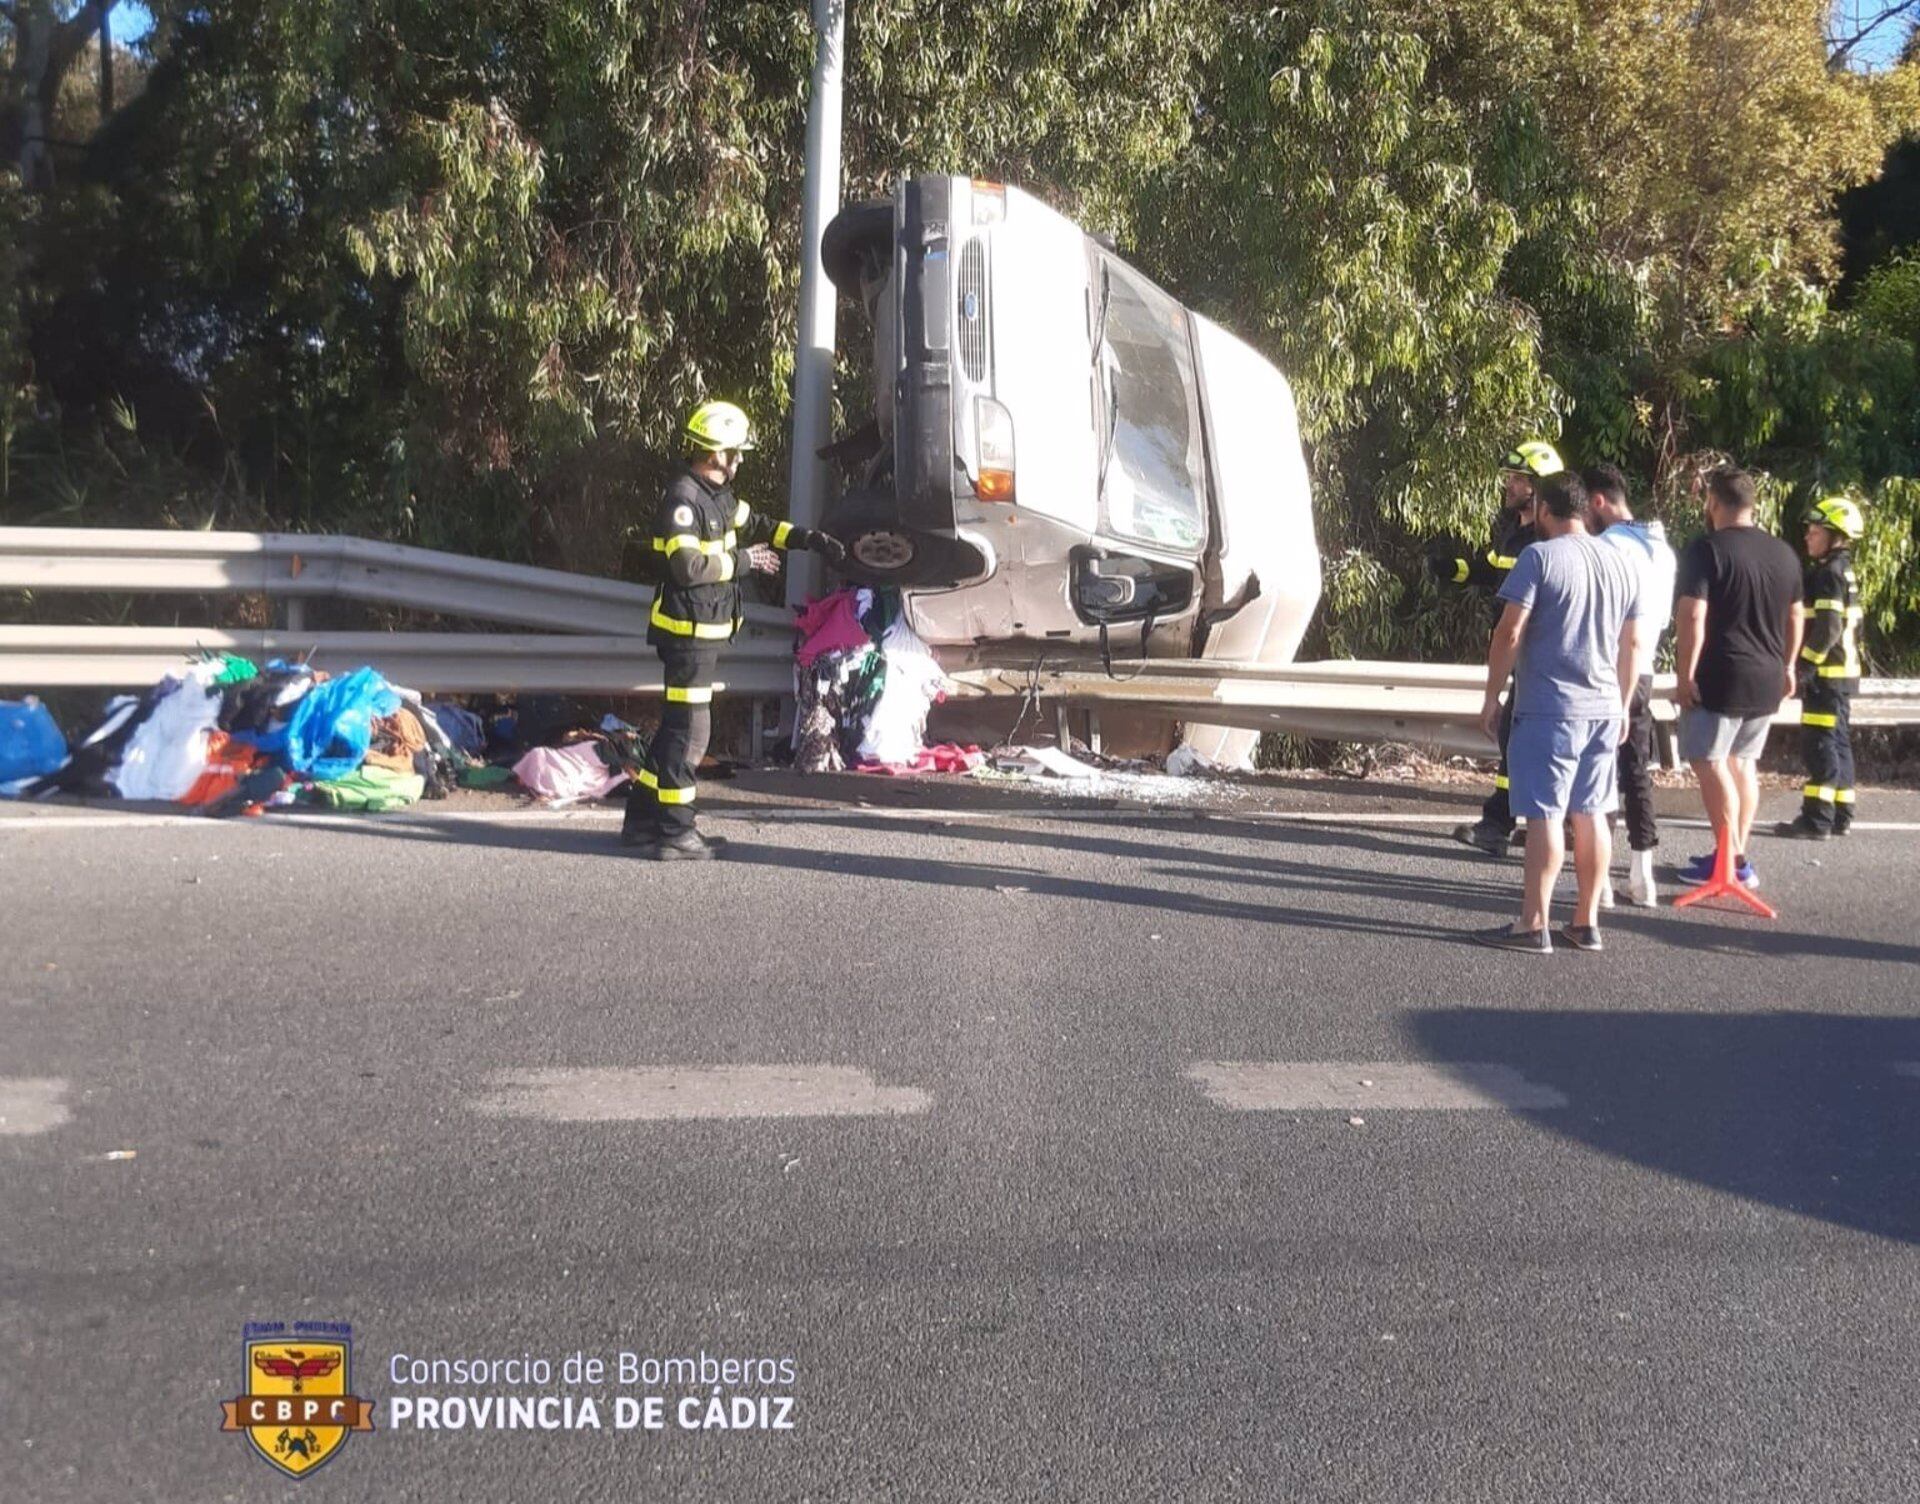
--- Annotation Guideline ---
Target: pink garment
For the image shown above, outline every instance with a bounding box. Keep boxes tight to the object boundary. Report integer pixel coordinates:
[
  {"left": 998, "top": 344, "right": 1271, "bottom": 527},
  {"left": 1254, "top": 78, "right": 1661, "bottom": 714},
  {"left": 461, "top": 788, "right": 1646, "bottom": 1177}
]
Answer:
[
  {"left": 853, "top": 743, "right": 985, "bottom": 776},
  {"left": 793, "top": 590, "right": 874, "bottom": 667},
  {"left": 511, "top": 743, "right": 628, "bottom": 805}
]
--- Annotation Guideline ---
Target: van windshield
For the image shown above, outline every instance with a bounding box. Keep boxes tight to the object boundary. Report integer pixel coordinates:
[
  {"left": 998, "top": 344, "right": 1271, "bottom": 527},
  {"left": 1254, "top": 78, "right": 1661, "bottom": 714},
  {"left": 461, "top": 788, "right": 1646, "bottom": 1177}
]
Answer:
[{"left": 1094, "top": 258, "right": 1206, "bottom": 554}]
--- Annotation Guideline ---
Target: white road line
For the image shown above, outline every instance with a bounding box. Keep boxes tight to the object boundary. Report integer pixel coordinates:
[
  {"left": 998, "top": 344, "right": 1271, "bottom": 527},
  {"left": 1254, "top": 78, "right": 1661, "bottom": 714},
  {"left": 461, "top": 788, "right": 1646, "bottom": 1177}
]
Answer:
[
  {"left": 0, "top": 1077, "right": 72, "bottom": 1135},
  {"left": 1894, "top": 1063, "right": 1920, "bottom": 1080},
  {"left": 1187, "top": 1061, "right": 1569, "bottom": 1111},
  {"left": 5, "top": 806, "right": 1918, "bottom": 833},
  {"left": 470, "top": 1065, "right": 933, "bottom": 1123}
]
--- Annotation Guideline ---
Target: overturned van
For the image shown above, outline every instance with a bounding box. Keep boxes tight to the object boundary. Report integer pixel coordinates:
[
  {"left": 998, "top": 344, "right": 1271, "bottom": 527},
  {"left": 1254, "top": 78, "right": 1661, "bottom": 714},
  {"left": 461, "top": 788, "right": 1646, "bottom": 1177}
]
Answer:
[{"left": 819, "top": 174, "right": 1321, "bottom": 759}]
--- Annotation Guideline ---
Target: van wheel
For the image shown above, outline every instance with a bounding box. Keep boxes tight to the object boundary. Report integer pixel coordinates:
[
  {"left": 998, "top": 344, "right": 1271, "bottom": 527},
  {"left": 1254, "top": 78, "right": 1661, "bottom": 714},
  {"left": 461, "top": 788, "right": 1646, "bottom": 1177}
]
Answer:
[
  {"left": 822, "top": 201, "right": 892, "bottom": 297},
  {"left": 849, "top": 528, "right": 919, "bottom": 573}
]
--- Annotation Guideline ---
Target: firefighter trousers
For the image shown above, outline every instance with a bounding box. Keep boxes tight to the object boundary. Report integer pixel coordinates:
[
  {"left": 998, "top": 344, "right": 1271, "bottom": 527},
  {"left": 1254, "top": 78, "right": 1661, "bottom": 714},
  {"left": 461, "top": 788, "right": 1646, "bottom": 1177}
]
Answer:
[
  {"left": 1798, "top": 680, "right": 1855, "bottom": 834},
  {"left": 1617, "top": 675, "right": 1658, "bottom": 851},
  {"left": 1477, "top": 691, "right": 1515, "bottom": 832},
  {"left": 624, "top": 643, "right": 721, "bottom": 842}
]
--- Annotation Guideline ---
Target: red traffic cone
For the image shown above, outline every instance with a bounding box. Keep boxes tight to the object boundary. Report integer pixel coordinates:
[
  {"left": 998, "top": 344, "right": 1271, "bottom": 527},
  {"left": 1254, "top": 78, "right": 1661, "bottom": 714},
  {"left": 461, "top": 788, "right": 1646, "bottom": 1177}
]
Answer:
[{"left": 1673, "top": 827, "right": 1777, "bottom": 919}]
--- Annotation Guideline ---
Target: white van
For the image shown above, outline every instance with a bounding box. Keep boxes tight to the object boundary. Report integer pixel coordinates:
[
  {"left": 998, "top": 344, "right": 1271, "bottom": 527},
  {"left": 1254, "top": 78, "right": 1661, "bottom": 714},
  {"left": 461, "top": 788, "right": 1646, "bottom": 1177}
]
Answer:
[{"left": 820, "top": 175, "right": 1321, "bottom": 758}]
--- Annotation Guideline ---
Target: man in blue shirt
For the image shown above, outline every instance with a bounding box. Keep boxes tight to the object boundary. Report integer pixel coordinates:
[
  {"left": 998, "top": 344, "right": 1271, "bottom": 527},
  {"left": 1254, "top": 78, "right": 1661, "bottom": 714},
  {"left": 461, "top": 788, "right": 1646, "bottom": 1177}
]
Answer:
[{"left": 1474, "top": 472, "right": 1646, "bottom": 954}]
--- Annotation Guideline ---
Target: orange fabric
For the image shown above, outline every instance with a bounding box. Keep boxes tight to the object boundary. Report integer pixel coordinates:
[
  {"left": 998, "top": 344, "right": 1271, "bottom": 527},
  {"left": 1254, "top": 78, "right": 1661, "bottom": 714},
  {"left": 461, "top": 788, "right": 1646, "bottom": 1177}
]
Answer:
[{"left": 179, "top": 732, "right": 267, "bottom": 807}]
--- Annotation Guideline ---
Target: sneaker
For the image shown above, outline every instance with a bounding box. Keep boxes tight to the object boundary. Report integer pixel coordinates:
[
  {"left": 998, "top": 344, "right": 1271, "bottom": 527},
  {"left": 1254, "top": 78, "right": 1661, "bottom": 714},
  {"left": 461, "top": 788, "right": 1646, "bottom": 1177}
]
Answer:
[
  {"left": 1598, "top": 880, "right": 1616, "bottom": 910},
  {"left": 1452, "top": 822, "right": 1511, "bottom": 857},
  {"left": 1770, "top": 816, "right": 1831, "bottom": 842},
  {"left": 1679, "top": 851, "right": 1758, "bottom": 889},
  {"left": 1472, "top": 924, "right": 1553, "bottom": 955},
  {"left": 1627, "top": 849, "right": 1657, "bottom": 908},
  {"left": 1556, "top": 924, "right": 1604, "bottom": 952}
]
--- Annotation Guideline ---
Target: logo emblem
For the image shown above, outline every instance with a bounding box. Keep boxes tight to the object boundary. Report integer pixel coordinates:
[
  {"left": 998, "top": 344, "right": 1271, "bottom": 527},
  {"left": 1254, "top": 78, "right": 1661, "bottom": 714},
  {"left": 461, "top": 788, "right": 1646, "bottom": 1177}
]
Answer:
[
  {"left": 672, "top": 504, "right": 695, "bottom": 528},
  {"left": 221, "top": 1322, "right": 373, "bottom": 1478},
  {"left": 962, "top": 292, "right": 979, "bottom": 321}
]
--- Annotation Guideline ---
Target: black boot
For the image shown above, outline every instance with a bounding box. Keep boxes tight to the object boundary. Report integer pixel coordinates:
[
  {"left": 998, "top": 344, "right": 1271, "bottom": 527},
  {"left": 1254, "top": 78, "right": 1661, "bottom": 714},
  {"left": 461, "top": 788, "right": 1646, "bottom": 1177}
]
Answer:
[
  {"left": 638, "top": 830, "right": 727, "bottom": 861},
  {"left": 1452, "top": 821, "right": 1510, "bottom": 857},
  {"left": 1771, "top": 815, "right": 1831, "bottom": 841}
]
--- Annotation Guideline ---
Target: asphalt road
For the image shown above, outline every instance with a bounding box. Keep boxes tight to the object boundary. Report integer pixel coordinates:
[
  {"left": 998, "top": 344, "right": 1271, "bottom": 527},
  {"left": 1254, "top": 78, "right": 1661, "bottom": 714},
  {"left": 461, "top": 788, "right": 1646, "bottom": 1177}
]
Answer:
[{"left": 5, "top": 775, "right": 1920, "bottom": 1502}]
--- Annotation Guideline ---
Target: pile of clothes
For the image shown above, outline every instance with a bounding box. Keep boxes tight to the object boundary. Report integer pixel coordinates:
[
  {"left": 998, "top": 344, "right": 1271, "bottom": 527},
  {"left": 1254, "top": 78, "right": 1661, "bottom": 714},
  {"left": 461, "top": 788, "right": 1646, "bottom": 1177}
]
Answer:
[
  {"left": 1, "top": 654, "right": 579, "bottom": 815},
  {"left": 791, "top": 587, "right": 981, "bottom": 774}
]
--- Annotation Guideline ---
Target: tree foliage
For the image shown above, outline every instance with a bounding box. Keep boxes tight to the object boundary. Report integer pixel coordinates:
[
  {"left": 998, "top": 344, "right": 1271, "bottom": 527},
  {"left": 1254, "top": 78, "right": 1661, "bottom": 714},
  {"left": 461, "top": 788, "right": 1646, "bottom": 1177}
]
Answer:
[{"left": 2, "top": 0, "right": 1919, "bottom": 665}]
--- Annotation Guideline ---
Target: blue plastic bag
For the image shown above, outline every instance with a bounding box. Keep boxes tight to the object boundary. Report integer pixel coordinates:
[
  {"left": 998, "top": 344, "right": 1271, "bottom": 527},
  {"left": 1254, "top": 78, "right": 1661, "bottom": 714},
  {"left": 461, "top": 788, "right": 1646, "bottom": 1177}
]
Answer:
[
  {"left": 0, "top": 697, "right": 69, "bottom": 790},
  {"left": 271, "top": 668, "right": 401, "bottom": 782}
]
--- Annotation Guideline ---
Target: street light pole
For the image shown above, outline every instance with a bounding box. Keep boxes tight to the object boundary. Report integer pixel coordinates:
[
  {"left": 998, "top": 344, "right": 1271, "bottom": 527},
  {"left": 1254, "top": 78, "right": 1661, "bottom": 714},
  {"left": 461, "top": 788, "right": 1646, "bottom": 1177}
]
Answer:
[{"left": 786, "top": 0, "right": 846, "bottom": 610}]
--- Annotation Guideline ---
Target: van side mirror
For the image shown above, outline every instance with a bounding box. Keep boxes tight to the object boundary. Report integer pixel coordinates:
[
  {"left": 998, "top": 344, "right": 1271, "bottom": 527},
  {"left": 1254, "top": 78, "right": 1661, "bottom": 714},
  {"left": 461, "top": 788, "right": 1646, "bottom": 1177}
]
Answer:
[{"left": 1071, "top": 548, "right": 1194, "bottom": 625}]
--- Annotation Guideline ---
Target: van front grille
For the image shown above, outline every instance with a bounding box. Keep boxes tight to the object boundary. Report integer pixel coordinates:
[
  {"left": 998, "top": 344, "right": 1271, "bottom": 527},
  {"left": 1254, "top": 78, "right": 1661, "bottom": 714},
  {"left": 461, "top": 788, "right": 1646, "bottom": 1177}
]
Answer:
[{"left": 957, "top": 239, "right": 988, "bottom": 382}]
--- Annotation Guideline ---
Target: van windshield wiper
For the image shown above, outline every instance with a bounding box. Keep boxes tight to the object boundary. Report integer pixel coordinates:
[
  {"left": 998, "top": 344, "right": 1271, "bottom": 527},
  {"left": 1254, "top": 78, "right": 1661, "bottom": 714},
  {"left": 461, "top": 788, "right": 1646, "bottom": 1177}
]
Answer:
[{"left": 1089, "top": 260, "right": 1113, "bottom": 366}]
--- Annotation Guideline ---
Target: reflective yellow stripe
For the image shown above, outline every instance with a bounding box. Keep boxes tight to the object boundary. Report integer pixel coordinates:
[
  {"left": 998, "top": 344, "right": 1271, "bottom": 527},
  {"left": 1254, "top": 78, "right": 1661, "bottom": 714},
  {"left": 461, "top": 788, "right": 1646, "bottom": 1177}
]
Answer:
[
  {"left": 665, "top": 686, "right": 713, "bottom": 704},
  {"left": 1800, "top": 711, "right": 1838, "bottom": 728},
  {"left": 1450, "top": 558, "right": 1469, "bottom": 584},
  {"left": 1816, "top": 664, "right": 1855, "bottom": 678},
  {"left": 1487, "top": 551, "right": 1518, "bottom": 571},
  {"left": 732, "top": 500, "right": 750, "bottom": 527},
  {"left": 635, "top": 768, "right": 698, "bottom": 804},
  {"left": 1493, "top": 775, "right": 1510, "bottom": 791},
  {"left": 1810, "top": 598, "right": 1846, "bottom": 612},
  {"left": 649, "top": 601, "right": 734, "bottom": 639},
  {"left": 654, "top": 533, "right": 736, "bottom": 556},
  {"left": 772, "top": 520, "right": 794, "bottom": 548},
  {"left": 1803, "top": 783, "right": 1836, "bottom": 802},
  {"left": 715, "top": 552, "right": 736, "bottom": 584},
  {"left": 1835, "top": 788, "right": 1856, "bottom": 804},
  {"left": 1800, "top": 646, "right": 1827, "bottom": 665}
]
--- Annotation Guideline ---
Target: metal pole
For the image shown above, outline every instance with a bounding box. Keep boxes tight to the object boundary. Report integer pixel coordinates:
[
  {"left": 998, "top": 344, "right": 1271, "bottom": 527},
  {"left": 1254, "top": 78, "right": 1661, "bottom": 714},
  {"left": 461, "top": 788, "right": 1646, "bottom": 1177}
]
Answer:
[{"left": 786, "top": 0, "right": 845, "bottom": 611}]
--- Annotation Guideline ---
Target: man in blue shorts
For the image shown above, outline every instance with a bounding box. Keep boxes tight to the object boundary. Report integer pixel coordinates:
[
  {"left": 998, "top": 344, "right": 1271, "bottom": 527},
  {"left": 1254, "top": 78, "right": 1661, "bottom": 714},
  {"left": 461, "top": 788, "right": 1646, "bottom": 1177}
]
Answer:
[{"left": 1473, "top": 472, "right": 1645, "bottom": 954}]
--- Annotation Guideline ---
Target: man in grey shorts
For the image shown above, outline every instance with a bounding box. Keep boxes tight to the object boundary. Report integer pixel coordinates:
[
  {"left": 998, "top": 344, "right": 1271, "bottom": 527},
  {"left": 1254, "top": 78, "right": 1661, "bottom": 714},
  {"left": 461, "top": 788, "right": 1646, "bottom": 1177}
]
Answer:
[
  {"left": 1672, "top": 466, "right": 1804, "bottom": 890},
  {"left": 1473, "top": 471, "right": 1645, "bottom": 954}
]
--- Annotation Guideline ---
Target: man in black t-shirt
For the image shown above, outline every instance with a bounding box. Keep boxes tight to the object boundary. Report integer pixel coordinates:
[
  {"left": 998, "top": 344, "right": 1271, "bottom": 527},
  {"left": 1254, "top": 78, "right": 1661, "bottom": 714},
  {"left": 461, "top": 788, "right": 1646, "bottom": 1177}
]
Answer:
[{"left": 1672, "top": 466, "right": 1804, "bottom": 889}]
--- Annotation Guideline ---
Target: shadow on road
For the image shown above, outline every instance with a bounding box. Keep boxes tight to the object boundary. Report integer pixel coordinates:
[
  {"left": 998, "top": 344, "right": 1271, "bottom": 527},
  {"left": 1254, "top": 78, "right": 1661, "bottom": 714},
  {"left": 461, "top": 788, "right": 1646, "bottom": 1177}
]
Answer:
[{"left": 1408, "top": 1008, "right": 1920, "bottom": 1244}]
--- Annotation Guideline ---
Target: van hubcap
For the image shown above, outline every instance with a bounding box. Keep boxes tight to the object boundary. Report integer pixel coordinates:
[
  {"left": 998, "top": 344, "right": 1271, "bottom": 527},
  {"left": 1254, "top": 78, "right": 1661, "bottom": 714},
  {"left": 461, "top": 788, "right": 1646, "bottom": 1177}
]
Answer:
[{"left": 851, "top": 531, "right": 916, "bottom": 570}]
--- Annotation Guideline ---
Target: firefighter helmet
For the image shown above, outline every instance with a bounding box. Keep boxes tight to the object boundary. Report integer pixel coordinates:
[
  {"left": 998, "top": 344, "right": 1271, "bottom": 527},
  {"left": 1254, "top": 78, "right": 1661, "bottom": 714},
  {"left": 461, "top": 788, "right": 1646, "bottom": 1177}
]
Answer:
[
  {"left": 1804, "top": 495, "right": 1864, "bottom": 541},
  {"left": 1501, "top": 440, "right": 1564, "bottom": 478},
  {"left": 684, "top": 401, "right": 756, "bottom": 453}
]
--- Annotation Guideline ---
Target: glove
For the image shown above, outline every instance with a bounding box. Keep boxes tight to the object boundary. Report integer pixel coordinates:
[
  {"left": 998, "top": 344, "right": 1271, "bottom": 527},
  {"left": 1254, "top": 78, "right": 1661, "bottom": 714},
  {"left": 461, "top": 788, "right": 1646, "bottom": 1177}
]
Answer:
[{"left": 810, "top": 532, "right": 848, "bottom": 566}]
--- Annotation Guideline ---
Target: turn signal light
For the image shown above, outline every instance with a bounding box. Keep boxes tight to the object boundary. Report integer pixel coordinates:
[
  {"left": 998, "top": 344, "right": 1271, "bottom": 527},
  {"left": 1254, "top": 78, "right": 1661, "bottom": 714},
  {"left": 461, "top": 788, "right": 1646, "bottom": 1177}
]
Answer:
[{"left": 976, "top": 468, "right": 1016, "bottom": 503}]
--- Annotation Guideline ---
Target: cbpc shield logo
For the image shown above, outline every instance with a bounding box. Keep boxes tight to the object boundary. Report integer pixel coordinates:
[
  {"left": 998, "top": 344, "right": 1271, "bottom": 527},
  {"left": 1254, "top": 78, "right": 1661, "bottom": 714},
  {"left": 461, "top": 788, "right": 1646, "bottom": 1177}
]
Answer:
[{"left": 220, "top": 1321, "right": 374, "bottom": 1478}]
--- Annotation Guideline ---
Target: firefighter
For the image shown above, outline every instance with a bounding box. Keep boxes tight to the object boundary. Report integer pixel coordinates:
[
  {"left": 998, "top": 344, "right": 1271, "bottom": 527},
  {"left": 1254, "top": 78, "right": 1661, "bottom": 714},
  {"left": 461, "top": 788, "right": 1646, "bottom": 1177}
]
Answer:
[
  {"left": 623, "top": 400, "right": 846, "bottom": 860},
  {"left": 1431, "top": 439, "right": 1564, "bottom": 856},
  {"left": 1773, "top": 494, "right": 1865, "bottom": 841}
]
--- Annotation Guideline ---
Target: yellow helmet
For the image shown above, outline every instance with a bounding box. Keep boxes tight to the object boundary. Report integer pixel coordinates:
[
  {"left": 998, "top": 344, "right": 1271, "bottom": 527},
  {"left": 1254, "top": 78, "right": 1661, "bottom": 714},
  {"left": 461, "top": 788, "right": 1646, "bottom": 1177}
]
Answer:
[
  {"left": 1804, "top": 495, "right": 1864, "bottom": 541},
  {"left": 1501, "top": 440, "right": 1564, "bottom": 478},
  {"left": 684, "top": 400, "right": 756, "bottom": 453}
]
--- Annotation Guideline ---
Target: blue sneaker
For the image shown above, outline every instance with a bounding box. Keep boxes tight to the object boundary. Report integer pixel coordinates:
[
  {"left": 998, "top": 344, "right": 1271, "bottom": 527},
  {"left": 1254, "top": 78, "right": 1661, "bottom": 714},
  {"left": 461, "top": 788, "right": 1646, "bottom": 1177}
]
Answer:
[{"left": 1680, "top": 852, "right": 1759, "bottom": 889}]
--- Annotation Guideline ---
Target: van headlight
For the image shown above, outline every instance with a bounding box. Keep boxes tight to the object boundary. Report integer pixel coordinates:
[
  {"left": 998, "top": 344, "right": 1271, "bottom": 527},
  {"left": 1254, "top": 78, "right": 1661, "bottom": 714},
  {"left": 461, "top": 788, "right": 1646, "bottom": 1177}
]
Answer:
[{"left": 974, "top": 397, "right": 1015, "bottom": 503}]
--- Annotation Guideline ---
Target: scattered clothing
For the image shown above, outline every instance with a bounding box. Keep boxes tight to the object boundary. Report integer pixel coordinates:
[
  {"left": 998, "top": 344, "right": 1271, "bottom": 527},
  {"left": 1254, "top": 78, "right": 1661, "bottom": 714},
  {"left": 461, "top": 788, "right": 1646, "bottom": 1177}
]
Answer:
[
  {"left": 424, "top": 701, "right": 487, "bottom": 756},
  {"left": 794, "top": 589, "right": 876, "bottom": 668},
  {"left": 514, "top": 742, "right": 629, "bottom": 806},
  {"left": 857, "top": 744, "right": 985, "bottom": 776},
  {"left": 110, "top": 671, "right": 224, "bottom": 802},
  {"left": 364, "top": 707, "right": 429, "bottom": 775},
  {"left": 178, "top": 732, "right": 267, "bottom": 808},
  {"left": 270, "top": 667, "right": 401, "bottom": 781},
  {"left": 306, "top": 765, "right": 425, "bottom": 811}
]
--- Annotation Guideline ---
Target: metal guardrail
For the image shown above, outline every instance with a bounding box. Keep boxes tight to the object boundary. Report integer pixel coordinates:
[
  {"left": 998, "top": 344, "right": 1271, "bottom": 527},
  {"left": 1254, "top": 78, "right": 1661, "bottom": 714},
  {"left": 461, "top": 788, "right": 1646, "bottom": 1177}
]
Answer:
[
  {"left": 0, "top": 526, "right": 790, "bottom": 637},
  {"left": 0, "top": 626, "right": 793, "bottom": 694},
  {"left": 948, "top": 662, "right": 1920, "bottom": 756}
]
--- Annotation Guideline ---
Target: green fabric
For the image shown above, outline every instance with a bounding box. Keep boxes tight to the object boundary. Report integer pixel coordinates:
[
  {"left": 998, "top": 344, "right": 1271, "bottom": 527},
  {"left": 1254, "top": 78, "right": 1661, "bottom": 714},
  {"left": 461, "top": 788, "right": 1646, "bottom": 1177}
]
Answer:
[
  {"left": 207, "top": 652, "right": 259, "bottom": 685},
  {"left": 309, "top": 765, "right": 424, "bottom": 811},
  {"left": 458, "top": 763, "right": 516, "bottom": 788}
]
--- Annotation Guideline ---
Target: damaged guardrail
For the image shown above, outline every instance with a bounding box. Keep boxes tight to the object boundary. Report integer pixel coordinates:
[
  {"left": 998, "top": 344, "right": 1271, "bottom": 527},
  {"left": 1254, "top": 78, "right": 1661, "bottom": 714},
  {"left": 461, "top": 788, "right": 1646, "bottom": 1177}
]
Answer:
[{"left": 946, "top": 661, "right": 1920, "bottom": 757}]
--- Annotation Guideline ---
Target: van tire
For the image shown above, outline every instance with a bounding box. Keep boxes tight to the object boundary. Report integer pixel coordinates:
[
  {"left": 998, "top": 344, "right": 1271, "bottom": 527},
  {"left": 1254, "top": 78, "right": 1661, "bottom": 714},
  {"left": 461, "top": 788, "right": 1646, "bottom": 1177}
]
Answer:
[
  {"left": 822, "top": 201, "right": 893, "bottom": 298},
  {"left": 826, "top": 497, "right": 986, "bottom": 589}
]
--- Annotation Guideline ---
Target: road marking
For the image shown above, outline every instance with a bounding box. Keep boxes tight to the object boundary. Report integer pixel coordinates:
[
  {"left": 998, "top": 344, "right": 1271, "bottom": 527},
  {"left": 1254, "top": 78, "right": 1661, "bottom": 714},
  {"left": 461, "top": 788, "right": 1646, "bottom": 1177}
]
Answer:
[
  {"left": 6, "top": 806, "right": 1918, "bottom": 833},
  {"left": 470, "top": 1065, "right": 933, "bottom": 1122},
  {"left": 0, "top": 1076, "right": 72, "bottom": 1135},
  {"left": 1894, "top": 1063, "right": 1920, "bottom": 1080},
  {"left": 1187, "top": 1061, "right": 1568, "bottom": 1111}
]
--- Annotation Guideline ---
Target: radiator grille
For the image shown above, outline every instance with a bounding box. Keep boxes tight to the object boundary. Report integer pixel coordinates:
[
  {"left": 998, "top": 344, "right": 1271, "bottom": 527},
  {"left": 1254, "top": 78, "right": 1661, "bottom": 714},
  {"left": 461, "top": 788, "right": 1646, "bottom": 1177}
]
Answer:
[{"left": 957, "top": 240, "right": 988, "bottom": 382}]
